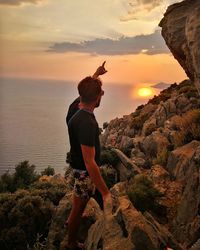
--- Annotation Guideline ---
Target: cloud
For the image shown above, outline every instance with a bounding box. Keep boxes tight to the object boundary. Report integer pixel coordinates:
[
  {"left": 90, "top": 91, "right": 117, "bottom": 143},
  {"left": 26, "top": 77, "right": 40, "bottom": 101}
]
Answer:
[
  {"left": 47, "top": 30, "right": 170, "bottom": 56},
  {"left": 120, "top": 0, "right": 181, "bottom": 22},
  {"left": 120, "top": 0, "right": 162, "bottom": 21},
  {"left": 129, "top": 0, "right": 161, "bottom": 10},
  {"left": 0, "top": 0, "right": 44, "bottom": 6}
]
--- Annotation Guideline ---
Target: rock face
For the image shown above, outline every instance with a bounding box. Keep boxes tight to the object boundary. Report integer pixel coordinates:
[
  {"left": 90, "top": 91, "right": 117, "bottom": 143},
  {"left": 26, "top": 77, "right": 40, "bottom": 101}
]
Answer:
[
  {"left": 86, "top": 195, "right": 183, "bottom": 250},
  {"left": 167, "top": 141, "right": 200, "bottom": 248},
  {"left": 159, "top": 0, "right": 200, "bottom": 94}
]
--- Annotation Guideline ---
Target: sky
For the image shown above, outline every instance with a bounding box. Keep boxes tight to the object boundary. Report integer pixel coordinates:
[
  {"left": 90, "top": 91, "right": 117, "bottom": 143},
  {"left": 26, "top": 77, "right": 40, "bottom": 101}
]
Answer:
[{"left": 0, "top": 0, "right": 186, "bottom": 87}]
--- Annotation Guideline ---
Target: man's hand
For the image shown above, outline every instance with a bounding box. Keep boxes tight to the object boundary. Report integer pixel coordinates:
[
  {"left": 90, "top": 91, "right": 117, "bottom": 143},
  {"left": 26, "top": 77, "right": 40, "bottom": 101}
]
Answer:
[{"left": 93, "top": 61, "right": 107, "bottom": 78}]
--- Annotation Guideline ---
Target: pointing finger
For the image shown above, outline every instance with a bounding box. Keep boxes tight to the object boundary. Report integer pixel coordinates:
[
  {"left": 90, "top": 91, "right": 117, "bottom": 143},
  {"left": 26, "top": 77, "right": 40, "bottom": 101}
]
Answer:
[{"left": 102, "top": 61, "right": 106, "bottom": 67}]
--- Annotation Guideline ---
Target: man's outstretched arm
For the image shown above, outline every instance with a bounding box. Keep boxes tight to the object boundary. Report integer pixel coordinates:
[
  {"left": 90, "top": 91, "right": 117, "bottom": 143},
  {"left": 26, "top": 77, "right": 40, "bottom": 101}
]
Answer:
[{"left": 92, "top": 61, "right": 107, "bottom": 79}]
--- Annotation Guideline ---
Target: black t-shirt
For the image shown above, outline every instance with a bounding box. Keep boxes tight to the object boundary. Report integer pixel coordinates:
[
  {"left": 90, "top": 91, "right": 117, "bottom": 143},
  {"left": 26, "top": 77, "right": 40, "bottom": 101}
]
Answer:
[{"left": 67, "top": 104, "right": 100, "bottom": 171}]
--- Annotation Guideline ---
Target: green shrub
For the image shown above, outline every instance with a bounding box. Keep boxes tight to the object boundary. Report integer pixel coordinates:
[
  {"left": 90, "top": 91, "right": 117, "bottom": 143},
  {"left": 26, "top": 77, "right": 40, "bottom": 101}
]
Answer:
[
  {"left": 130, "top": 106, "right": 157, "bottom": 132},
  {"left": 136, "top": 104, "right": 145, "bottom": 111},
  {"left": 153, "top": 148, "right": 169, "bottom": 166},
  {"left": 0, "top": 161, "right": 40, "bottom": 193},
  {"left": 100, "top": 148, "right": 119, "bottom": 167},
  {"left": 13, "top": 161, "right": 40, "bottom": 189},
  {"left": 0, "top": 171, "right": 15, "bottom": 193},
  {"left": 127, "top": 174, "right": 163, "bottom": 213},
  {"left": 30, "top": 181, "right": 67, "bottom": 206},
  {"left": 100, "top": 166, "right": 117, "bottom": 189},
  {"left": 0, "top": 191, "right": 54, "bottom": 250},
  {"left": 41, "top": 166, "right": 55, "bottom": 176}
]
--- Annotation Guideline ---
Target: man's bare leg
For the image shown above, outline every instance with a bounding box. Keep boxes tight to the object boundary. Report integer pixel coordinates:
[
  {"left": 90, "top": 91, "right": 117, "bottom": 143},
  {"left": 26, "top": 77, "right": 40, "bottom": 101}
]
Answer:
[{"left": 67, "top": 194, "right": 89, "bottom": 248}]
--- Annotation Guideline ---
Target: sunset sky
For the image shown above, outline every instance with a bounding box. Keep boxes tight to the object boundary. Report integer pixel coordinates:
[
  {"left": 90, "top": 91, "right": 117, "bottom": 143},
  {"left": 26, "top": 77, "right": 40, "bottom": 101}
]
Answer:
[{"left": 0, "top": 0, "right": 186, "bottom": 87}]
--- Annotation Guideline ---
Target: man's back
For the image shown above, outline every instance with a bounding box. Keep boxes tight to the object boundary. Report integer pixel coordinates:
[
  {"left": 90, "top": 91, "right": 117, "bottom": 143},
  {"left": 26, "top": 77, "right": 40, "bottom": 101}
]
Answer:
[{"left": 68, "top": 109, "right": 100, "bottom": 171}]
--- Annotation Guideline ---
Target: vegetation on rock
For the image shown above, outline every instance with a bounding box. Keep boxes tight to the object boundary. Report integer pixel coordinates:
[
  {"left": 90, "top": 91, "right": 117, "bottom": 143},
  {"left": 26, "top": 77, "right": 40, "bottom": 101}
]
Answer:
[{"left": 127, "top": 174, "right": 164, "bottom": 214}]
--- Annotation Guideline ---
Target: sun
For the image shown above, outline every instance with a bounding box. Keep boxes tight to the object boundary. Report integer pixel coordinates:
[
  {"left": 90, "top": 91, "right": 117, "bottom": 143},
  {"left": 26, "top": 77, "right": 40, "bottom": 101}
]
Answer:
[{"left": 137, "top": 87, "right": 153, "bottom": 97}]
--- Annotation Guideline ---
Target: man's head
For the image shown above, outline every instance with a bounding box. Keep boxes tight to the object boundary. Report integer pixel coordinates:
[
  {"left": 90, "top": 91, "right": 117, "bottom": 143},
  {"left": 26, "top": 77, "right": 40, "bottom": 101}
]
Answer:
[{"left": 78, "top": 76, "right": 104, "bottom": 107}]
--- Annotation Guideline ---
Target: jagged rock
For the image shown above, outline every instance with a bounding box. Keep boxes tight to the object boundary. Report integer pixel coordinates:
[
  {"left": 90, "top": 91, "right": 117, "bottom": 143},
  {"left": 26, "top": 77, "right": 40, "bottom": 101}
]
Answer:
[
  {"left": 166, "top": 141, "right": 200, "bottom": 247},
  {"left": 110, "top": 181, "right": 127, "bottom": 197},
  {"left": 166, "top": 140, "right": 200, "bottom": 181},
  {"left": 86, "top": 195, "right": 183, "bottom": 250},
  {"left": 149, "top": 165, "right": 171, "bottom": 183},
  {"left": 119, "top": 135, "right": 134, "bottom": 152},
  {"left": 159, "top": 0, "right": 200, "bottom": 94},
  {"left": 142, "top": 131, "right": 170, "bottom": 158},
  {"left": 112, "top": 148, "right": 141, "bottom": 180}
]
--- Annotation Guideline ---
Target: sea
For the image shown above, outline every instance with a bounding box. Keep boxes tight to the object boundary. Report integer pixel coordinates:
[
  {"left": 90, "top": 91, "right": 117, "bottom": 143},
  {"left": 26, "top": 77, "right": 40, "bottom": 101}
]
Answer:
[{"left": 0, "top": 77, "right": 155, "bottom": 176}]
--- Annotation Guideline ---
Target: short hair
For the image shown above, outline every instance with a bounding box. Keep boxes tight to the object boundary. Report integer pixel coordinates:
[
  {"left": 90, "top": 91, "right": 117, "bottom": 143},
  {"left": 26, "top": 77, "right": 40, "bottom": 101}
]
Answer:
[{"left": 78, "top": 76, "right": 102, "bottom": 104}]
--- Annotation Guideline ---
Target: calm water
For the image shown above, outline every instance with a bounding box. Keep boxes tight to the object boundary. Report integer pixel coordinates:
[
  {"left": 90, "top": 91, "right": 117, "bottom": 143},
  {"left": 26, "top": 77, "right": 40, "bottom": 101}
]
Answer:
[{"left": 0, "top": 77, "right": 152, "bottom": 176}]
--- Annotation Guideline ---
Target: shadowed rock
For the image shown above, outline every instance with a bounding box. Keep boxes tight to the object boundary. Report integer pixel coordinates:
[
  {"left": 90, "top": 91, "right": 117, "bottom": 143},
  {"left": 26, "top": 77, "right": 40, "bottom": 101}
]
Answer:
[{"left": 159, "top": 0, "right": 200, "bottom": 94}]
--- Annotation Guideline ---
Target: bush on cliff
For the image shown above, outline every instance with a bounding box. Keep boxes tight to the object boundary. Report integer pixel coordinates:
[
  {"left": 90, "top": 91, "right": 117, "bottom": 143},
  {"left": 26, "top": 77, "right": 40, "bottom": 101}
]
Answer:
[
  {"left": 41, "top": 166, "right": 55, "bottom": 176},
  {"left": 100, "top": 147, "right": 119, "bottom": 167},
  {"left": 100, "top": 165, "right": 117, "bottom": 188},
  {"left": 127, "top": 174, "right": 164, "bottom": 214},
  {"left": 0, "top": 161, "right": 40, "bottom": 193},
  {"left": 153, "top": 148, "right": 170, "bottom": 166},
  {"left": 173, "top": 109, "right": 200, "bottom": 147},
  {"left": 0, "top": 190, "right": 54, "bottom": 250}
]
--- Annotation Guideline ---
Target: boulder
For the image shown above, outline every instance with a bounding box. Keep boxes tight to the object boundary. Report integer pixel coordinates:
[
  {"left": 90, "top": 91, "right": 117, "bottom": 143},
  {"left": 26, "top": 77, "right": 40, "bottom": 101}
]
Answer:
[
  {"left": 142, "top": 131, "right": 170, "bottom": 158},
  {"left": 166, "top": 140, "right": 200, "bottom": 181},
  {"left": 112, "top": 148, "right": 141, "bottom": 180},
  {"left": 159, "top": 0, "right": 200, "bottom": 94}
]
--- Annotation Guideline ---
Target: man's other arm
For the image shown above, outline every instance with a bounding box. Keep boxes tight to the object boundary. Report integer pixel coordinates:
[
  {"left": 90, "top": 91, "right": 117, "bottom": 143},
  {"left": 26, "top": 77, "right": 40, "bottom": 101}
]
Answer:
[{"left": 81, "top": 145, "right": 110, "bottom": 200}]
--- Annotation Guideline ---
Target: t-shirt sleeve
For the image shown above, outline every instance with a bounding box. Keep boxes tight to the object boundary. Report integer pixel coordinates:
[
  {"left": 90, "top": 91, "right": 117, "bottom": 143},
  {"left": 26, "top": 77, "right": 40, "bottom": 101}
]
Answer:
[
  {"left": 66, "top": 97, "right": 80, "bottom": 125},
  {"left": 78, "top": 120, "right": 96, "bottom": 147}
]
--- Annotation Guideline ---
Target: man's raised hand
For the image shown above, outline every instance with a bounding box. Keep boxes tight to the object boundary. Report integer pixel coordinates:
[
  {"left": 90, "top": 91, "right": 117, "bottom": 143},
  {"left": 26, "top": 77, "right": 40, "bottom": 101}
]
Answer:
[{"left": 93, "top": 61, "right": 108, "bottom": 78}]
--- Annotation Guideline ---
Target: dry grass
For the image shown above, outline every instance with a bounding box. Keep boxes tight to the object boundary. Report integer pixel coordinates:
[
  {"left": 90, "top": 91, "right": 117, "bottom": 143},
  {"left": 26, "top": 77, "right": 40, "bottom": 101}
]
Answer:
[{"left": 173, "top": 109, "right": 200, "bottom": 147}]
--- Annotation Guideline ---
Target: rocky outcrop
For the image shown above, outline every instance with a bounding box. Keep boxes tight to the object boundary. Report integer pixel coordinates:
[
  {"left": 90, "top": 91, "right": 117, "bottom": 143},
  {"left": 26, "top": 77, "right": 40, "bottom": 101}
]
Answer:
[
  {"left": 159, "top": 0, "right": 200, "bottom": 94},
  {"left": 112, "top": 148, "right": 141, "bottom": 180},
  {"left": 166, "top": 141, "right": 200, "bottom": 248},
  {"left": 100, "top": 80, "right": 200, "bottom": 153},
  {"left": 142, "top": 131, "right": 170, "bottom": 158},
  {"left": 86, "top": 195, "right": 183, "bottom": 250}
]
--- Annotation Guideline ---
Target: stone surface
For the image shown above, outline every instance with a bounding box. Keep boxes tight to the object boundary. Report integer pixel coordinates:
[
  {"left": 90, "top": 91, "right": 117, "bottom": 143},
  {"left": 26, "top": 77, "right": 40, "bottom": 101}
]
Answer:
[
  {"left": 112, "top": 148, "right": 141, "bottom": 179},
  {"left": 159, "top": 0, "right": 200, "bottom": 94},
  {"left": 85, "top": 195, "right": 183, "bottom": 250},
  {"left": 166, "top": 140, "right": 200, "bottom": 181},
  {"left": 142, "top": 131, "right": 170, "bottom": 158},
  {"left": 166, "top": 141, "right": 200, "bottom": 247}
]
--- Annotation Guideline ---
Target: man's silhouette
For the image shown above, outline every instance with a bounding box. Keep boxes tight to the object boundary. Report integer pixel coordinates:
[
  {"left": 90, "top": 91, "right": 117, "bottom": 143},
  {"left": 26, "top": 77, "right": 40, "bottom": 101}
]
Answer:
[{"left": 65, "top": 62, "right": 112, "bottom": 249}]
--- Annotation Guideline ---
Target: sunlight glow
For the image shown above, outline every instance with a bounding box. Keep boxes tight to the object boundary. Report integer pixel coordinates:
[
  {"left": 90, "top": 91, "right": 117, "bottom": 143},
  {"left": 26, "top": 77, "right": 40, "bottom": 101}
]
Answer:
[{"left": 137, "top": 87, "right": 153, "bottom": 97}]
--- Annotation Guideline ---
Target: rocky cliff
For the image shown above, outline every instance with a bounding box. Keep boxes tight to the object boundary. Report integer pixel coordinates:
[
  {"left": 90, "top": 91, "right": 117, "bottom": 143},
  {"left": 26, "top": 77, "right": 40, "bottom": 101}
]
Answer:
[
  {"left": 159, "top": 0, "right": 200, "bottom": 95},
  {"left": 47, "top": 1, "right": 200, "bottom": 249}
]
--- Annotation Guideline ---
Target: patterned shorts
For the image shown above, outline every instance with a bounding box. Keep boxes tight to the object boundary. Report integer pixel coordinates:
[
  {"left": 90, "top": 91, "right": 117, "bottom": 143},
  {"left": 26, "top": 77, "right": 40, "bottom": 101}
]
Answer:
[{"left": 73, "top": 169, "right": 96, "bottom": 199}]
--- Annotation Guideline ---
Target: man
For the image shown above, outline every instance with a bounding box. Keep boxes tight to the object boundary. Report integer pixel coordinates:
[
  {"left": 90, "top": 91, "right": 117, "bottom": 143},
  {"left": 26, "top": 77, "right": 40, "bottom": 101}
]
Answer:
[{"left": 66, "top": 62, "right": 112, "bottom": 250}]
